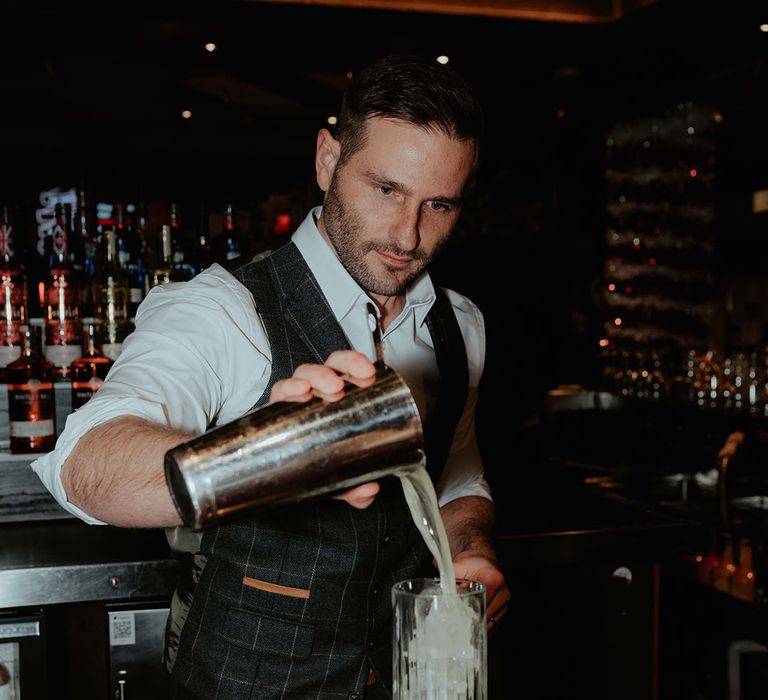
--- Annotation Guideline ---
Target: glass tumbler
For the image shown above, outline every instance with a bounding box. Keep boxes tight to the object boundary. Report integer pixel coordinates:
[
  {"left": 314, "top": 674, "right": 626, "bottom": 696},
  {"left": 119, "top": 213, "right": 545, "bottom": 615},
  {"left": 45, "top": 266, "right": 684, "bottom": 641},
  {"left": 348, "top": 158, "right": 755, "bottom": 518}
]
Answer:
[{"left": 392, "top": 578, "right": 487, "bottom": 700}]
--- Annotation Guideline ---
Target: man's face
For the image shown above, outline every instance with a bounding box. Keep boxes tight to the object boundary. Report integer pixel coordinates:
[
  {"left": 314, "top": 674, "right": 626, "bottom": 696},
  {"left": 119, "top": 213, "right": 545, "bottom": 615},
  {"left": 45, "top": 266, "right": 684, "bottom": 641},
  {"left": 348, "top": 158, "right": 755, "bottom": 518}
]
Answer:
[{"left": 320, "top": 117, "right": 476, "bottom": 298}]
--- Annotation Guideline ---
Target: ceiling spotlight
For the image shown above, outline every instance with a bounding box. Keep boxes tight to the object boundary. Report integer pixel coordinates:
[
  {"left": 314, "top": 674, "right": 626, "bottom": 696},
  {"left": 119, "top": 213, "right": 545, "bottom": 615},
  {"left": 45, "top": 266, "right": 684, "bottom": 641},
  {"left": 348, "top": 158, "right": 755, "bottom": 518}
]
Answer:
[
  {"left": 760, "top": 24, "right": 768, "bottom": 32},
  {"left": 436, "top": 55, "right": 450, "bottom": 65},
  {"left": 327, "top": 116, "right": 337, "bottom": 126},
  {"left": 181, "top": 110, "right": 192, "bottom": 119},
  {"left": 204, "top": 42, "right": 217, "bottom": 52}
]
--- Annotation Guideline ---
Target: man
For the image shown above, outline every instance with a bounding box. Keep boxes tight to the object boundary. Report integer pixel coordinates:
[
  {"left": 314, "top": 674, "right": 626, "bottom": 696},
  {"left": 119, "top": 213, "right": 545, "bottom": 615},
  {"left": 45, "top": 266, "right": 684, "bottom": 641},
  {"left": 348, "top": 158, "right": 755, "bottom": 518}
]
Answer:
[{"left": 33, "top": 54, "right": 510, "bottom": 698}]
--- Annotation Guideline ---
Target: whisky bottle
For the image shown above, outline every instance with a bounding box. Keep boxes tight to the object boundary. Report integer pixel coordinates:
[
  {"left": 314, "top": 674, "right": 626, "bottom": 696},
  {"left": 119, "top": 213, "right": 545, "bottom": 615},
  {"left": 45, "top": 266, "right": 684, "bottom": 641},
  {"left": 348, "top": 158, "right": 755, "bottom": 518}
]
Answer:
[
  {"left": 92, "top": 227, "right": 131, "bottom": 361},
  {"left": 218, "top": 202, "right": 242, "bottom": 263},
  {"left": 121, "top": 203, "right": 145, "bottom": 317},
  {"left": 75, "top": 187, "right": 97, "bottom": 316},
  {"left": 43, "top": 203, "right": 82, "bottom": 379},
  {"left": 195, "top": 202, "right": 215, "bottom": 273},
  {"left": 7, "top": 324, "right": 56, "bottom": 454},
  {"left": 169, "top": 201, "right": 196, "bottom": 281},
  {"left": 70, "top": 321, "right": 114, "bottom": 410},
  {"left": 0, "top": 205, "right": 29, "bottom": 381},
  {"left": 150, "top": 224, "right": 176, "bottom": 288}
]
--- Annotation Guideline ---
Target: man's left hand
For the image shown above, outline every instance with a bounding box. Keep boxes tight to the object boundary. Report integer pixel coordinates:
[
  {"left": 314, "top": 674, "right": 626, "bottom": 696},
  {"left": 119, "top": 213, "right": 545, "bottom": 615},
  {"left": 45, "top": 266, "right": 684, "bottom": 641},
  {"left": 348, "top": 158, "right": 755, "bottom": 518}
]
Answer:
[{"left": 452, "top": 551, "right": 510, "bottom": 633}]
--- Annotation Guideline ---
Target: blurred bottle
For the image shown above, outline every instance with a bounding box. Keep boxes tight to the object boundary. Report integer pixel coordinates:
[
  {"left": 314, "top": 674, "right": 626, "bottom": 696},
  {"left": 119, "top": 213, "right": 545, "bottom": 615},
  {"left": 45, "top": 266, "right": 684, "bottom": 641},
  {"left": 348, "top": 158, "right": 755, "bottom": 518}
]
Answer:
[
  {"left": 217, "top": 202, "right": 242, "bottom": 263},
  {"left": 711, "top": 534, "right": 736, "bottom": 593},
  {"left": 169, "top": 201, "right": 195, "bottom": 281},
  {"left": 195, "top": 202, "right": 216, "bottom": 273},
  {"left": 731, "top": 538, "right": 756, "bottom": 603},
  {"left": 7, "top": 324, "right": 56, "bottom": 453},
  {"left": 150, "top": 225, "right": 175, "bottom": 288},
  {"left": 70, "top": 321, "right": 113, "bottom": 410},
  {"left": 0, "top": 205, "right": 29, "bottom": 381},
  {"left": 75, "top": 187, "right": 98, "bottom": 316},
  {"left": 117, "top": 202, "right": 144, "bottom": 318},
  {"left": 43, "top": 203, "right": 82, "bottom": 379},
  {"left": 92, "top": 227, "right": 131, "bottom": 361}
]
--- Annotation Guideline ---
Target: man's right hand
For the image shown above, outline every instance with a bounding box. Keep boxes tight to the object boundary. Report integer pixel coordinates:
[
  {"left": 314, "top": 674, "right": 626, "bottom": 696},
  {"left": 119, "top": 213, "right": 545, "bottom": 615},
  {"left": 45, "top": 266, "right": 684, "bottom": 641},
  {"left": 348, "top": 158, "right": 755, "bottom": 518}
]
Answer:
[
  {"left": 269, "top": 349, "right": 377, "bottom": 403},
  {"left": 270, "top": 350, "right": 381, "bottom": 509}
]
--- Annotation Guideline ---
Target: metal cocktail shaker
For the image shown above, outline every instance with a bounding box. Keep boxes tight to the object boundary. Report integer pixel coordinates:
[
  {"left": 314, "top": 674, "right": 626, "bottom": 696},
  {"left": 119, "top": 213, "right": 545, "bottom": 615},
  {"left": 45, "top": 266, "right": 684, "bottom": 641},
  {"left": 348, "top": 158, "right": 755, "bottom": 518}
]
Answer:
[{"left": 164, "top": 364, "right": 424, "bottom": 530}]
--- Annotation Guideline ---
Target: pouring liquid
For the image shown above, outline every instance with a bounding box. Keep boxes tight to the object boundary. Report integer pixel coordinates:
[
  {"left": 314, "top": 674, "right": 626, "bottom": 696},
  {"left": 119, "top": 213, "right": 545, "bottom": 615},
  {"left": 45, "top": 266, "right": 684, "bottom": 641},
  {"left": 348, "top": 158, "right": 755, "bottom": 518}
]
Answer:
[{"left": 394, "top": 465, "right": 486, "bottom": 699}]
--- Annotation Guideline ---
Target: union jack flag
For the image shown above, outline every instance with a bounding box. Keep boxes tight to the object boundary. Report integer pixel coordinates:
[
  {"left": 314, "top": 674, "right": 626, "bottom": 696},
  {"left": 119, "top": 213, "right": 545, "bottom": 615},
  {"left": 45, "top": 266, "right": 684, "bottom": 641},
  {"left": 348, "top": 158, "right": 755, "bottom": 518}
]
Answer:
[{"left": 0, "top": 225, "right": 13, "bottom": 257}]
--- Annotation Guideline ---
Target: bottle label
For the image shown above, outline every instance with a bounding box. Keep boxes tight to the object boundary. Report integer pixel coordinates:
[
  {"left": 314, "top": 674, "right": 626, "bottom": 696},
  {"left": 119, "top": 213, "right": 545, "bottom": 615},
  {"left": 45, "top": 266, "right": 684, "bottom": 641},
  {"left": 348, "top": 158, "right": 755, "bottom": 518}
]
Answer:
[
  {"left": 45, "top": 344, "right": 82, "bottom": 367},
  {"left": 10, "top": 419, "right": 55, "bottom": 438},
  {"left": 71, "top": 379, "right": 102, "bottom": 409},
  {"left": 0, "top": 344, "right": 21, "bottom": 366},
  {"left": 102, "top": 343, "right": 123, "bottom": 361},
  {"left": 8, "top": 381, "right": 55, "bottom": 436}
]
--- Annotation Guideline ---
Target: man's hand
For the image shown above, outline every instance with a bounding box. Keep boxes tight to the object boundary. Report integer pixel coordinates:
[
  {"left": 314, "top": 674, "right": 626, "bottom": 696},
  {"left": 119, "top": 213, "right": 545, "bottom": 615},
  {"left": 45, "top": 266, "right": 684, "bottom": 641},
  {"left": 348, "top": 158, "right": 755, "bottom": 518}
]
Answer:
[
  {"left": 441, "top": 496, "right": 510, "bottom": 633},
  {"left": 270, "top": 349, "right": 376, "bottom": 403},
  {"left": 453, "top": 551, "right": 510, "bottom": 633},
  {"left": 270, "top": 350, "right": 380, "bottom": 509}
]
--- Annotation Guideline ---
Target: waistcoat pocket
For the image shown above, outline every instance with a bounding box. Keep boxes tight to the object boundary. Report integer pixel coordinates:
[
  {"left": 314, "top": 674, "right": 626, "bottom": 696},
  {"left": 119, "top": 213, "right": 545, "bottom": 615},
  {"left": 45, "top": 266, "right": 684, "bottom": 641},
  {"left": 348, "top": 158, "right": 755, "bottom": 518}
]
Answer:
[{"left": 223, "top": 608, "right": 314, "bottom": 659}]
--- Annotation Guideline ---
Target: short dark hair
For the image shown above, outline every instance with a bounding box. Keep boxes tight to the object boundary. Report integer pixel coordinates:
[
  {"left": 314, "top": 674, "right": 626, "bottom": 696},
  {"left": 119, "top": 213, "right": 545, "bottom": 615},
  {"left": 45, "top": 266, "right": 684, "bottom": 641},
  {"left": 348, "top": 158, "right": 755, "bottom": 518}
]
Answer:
[{"left": 335, "top": 54, "right": 483, "bottom": 171}]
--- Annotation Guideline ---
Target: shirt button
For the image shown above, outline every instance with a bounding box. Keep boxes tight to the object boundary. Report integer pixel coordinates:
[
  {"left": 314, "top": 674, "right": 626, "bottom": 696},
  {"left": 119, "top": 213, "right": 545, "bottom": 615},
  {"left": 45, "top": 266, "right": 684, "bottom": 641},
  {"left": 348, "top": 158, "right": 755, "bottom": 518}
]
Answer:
[
  {"left": 381, "top": 534, "right": 391, "bottom": 544},
  {"left": 348, "top": 692, "right": 361, "bottom": 700},
  {"left": 372, "top": 588, "right": 379, "bottom": 596},
  {"left": 367, "top": 641, "right": 375, "bottom": 649}
]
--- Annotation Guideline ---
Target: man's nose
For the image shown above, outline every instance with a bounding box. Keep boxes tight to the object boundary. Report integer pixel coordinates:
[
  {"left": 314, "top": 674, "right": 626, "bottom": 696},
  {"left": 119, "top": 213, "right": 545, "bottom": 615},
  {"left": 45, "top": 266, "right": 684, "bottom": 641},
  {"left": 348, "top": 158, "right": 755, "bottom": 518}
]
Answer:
[{"left": 391, "top": 205, "right": 421, "bottom": 252}]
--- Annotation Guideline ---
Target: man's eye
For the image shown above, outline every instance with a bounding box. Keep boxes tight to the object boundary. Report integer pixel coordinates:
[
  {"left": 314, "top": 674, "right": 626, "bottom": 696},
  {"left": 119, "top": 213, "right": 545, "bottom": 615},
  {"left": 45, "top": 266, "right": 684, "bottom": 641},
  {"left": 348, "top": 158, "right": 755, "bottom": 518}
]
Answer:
[
  {"left": 428, "top": 201, "right": 449, "bottom": 212},
  {"left": 379, "top": 185, "right": 394, "bottom": 195}
]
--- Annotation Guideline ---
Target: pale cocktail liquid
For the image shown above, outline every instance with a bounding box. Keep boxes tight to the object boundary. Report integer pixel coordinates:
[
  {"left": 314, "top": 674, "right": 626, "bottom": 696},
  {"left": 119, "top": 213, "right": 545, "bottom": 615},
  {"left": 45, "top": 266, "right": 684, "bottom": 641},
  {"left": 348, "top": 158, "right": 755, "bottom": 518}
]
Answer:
[{"left": 394, "top": 465, "right": 486, "bottom": 699}]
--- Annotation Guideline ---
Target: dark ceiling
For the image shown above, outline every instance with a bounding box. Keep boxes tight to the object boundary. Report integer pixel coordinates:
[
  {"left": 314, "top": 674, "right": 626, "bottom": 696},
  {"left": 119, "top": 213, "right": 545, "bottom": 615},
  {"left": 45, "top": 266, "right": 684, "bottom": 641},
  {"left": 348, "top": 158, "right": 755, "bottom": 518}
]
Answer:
[{"left": 0, "top": 0, "right": 767, "bottom": 203}]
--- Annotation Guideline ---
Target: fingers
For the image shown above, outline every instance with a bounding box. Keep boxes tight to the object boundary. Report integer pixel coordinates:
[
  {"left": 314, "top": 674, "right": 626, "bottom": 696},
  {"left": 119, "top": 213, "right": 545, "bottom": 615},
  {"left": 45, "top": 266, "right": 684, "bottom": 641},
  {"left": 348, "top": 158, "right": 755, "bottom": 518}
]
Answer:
[
  {"left": 332, "top": 482, "right": 380, "bottom": 509},
  {"left": 452, "top": 552, "right": 510, "bottom": 632},
  {"left": 270, "top": 351, "right": 376, "bottom": 404},
  {"left": 325, "top": 350, "right": 377, "bottom": 381}
]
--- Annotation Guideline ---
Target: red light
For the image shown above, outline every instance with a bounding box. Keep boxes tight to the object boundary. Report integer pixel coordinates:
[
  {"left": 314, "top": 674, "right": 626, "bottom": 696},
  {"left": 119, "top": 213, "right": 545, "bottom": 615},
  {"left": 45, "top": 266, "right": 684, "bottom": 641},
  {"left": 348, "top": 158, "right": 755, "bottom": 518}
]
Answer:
[
  {"left": 607, "top": 283, "right": 616, "bottom": 292},
  {"left": 614, "top": 317, "right": 622, "bottom": 326},
  {"left": 274, "top": 213, "right": 292, "bottom": 235},
  {"left": 625, "top": 286, "right": 632, "bottom": 293},
  {"left": 599, "top": 338, "right": 609, "bottom": 347},
  {"left": 689, "top": 168, "right": 698, "bottom": 177},
  {"left": 649, "top": 258, "right": 656, "bottom": 266},
  {"left": 38, "top": 281, "right": 45, "bottom": 307}
]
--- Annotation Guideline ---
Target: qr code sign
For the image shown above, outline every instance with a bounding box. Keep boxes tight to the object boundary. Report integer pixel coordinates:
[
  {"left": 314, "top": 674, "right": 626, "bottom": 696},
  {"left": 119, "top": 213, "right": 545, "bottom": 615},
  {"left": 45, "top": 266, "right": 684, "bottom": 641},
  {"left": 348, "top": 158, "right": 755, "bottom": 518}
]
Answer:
[{"left": 109, "top": 612, "right": 136, "bottom": 646}]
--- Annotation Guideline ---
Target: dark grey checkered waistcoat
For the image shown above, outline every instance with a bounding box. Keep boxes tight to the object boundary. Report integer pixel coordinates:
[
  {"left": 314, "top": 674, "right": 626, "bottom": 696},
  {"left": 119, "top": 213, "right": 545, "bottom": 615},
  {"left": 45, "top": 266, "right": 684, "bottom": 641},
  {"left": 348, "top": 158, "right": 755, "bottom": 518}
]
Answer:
[{"left": 171, "top": 242, "right": 468, "bottom": 699}]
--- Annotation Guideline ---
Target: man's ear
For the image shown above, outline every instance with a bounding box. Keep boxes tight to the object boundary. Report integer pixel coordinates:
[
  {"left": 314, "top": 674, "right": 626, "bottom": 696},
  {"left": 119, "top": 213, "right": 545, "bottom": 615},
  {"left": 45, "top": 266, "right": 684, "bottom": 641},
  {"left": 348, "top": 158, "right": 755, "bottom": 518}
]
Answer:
[{"left": 315, "top": 128, "right": 341, "bottom": 193}]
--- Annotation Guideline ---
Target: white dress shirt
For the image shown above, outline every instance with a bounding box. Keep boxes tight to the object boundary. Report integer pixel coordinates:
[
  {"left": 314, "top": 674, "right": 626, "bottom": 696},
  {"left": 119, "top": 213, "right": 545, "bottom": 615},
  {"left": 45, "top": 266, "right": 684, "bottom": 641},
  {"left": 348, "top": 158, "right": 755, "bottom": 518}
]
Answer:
[{"left": 31, "top": 207, "right": 491, "bottom": 525}]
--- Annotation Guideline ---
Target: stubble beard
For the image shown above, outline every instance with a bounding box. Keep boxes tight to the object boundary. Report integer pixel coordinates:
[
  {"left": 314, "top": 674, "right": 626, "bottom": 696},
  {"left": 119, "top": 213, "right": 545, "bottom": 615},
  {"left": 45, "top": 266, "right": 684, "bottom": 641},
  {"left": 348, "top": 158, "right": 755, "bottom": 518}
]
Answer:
[{"left": 322, "top": 173, "right": 442, "bottom": 297}]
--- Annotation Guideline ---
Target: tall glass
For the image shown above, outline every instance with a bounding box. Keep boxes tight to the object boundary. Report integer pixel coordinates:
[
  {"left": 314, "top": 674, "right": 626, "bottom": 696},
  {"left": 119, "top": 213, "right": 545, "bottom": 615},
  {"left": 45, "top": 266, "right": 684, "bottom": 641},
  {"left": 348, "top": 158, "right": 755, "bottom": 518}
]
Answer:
[{"left": 392, "top": 578, "right": 486, "bottom": 700}]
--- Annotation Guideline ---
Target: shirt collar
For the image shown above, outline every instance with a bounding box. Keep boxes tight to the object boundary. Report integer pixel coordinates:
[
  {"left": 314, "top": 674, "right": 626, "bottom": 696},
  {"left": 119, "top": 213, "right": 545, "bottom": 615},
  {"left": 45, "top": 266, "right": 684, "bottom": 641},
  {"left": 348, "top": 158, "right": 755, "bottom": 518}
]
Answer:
[{"left": 291, "top": 206, "right": 436, "bottom": 329}]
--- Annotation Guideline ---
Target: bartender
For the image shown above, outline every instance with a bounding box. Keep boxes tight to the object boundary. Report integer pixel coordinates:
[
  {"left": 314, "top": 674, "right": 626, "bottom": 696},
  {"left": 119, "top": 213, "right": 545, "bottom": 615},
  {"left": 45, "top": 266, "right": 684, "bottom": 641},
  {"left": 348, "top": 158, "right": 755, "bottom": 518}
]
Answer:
[{"left": 32, "top": 53, "right": 510, "bottom": 699}]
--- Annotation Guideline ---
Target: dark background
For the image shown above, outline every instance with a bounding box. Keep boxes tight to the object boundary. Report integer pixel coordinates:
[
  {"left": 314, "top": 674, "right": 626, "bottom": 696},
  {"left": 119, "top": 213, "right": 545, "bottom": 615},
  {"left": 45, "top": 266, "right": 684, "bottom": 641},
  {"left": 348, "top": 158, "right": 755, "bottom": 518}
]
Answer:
[{"left": 1, "top": 0, "right": 768, "bottom": 470}]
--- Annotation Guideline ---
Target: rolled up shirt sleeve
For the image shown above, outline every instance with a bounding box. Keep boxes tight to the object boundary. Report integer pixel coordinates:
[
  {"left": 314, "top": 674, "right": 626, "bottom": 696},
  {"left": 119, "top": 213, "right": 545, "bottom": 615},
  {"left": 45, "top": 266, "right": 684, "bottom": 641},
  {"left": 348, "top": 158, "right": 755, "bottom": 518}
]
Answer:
[{"left": 31, "top": 264, "right": 271, "bottom": 524}]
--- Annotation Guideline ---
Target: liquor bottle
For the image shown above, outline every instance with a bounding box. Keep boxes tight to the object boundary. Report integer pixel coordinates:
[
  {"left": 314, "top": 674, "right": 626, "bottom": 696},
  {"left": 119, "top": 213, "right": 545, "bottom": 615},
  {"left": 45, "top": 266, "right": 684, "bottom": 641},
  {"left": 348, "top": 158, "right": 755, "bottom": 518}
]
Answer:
[
  {"left": 731, "top": 538, "right": 756, "bottom": 603},
  {"left": 76, "top": 187, "right": 98, "bottom": 316},
  {"left": 116, "top": 202, "right": 144, "bottom": 318},
  {"left": 7, "top": 324, "right": 56, "bottom": 454},
  {"left": 43, "top": 203, "right": 82, "bottom": 379},
  {"left": 92, "top": 227, "right": 131, "bottom": 361},
  {"left": 150, "top": 225, "right": 175, "bottom": 288},
  {"left": 169, "top": 201, "right": 196, "bottom": 281},
  {"left": 0, "top": 205, "right": 29, "bottom": 381},
  {"left": 218, "top": 202, "right": 242, "bottom": 263},
  {"left": 70, "top": 321, "right": 114, "bottom": 410},
  {"left": 195, "top": 202, "right": 216, "bottom": 273}
]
